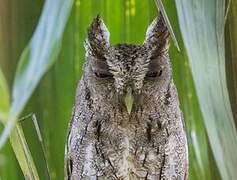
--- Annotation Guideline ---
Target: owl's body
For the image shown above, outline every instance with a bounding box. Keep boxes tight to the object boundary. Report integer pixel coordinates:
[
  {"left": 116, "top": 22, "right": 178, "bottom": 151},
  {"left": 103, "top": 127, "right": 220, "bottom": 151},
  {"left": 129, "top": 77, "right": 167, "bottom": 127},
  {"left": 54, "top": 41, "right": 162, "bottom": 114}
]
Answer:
[{"left": 65, "top": 15, "right": 188, "bottom": 180}]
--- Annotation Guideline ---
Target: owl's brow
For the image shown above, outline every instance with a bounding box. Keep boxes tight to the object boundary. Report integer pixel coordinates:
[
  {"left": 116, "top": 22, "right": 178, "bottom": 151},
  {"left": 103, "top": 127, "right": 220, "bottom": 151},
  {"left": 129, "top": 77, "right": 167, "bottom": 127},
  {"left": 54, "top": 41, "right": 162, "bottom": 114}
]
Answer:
[
  {"left": 147, "top": 58, "right": 162, "bottom": 72},
  {"left": 92, "top": 59, "right": 110, "bottom": 72}
]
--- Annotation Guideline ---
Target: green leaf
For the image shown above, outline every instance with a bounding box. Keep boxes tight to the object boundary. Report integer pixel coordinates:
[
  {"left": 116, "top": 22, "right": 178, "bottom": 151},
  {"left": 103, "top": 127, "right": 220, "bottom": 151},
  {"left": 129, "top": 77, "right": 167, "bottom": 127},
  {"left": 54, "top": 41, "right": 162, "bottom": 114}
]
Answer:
[
  {"left": 154, "top": 0, "right": 180, "bottom": 51},
  {"left": 0, "top": 0, "right": 74, "bottom": 147},
  {"left": 175, "top": 0, "right": 237, "bottom": 179},
  {"left": 10, "top": 124, "right": 40, "bottom": 179},
  {"left": 226, "top": 0, "right": 237, "bottom": 124},
  {"left": 0, "top": 68, "right": 10, "bottom": 123},
  {"left": 161, "top": 1, "right": 212, "bottom": 179},
  {"left": 0, "top": 0, "right": 73, "bottom": 179},
  {"left": 0, "top": 0, "right": 228, "bottom": 179},
  {"left": 12, "top": 0, "right": 74, "bottom": 115}
]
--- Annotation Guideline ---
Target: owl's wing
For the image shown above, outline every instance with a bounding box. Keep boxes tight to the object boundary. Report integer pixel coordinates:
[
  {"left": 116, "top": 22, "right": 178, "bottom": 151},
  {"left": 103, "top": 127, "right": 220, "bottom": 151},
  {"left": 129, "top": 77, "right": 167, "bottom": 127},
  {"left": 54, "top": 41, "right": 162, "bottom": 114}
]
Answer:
[
  {"left": 64, "top": 106, "right": 86, "bottom": 180},
  {"left": 64, "top": 106, "right": 76, "bottom": 180},
  {"left": 64, "top": 99, "right": 93, "bottom": 180}
]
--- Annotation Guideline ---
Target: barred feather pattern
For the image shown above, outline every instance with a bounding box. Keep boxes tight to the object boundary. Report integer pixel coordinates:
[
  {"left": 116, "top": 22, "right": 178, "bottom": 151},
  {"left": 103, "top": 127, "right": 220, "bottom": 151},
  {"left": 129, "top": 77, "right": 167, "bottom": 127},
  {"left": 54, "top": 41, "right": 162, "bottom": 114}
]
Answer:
[
  {"left": 65, "top": 78, "right": 188, "bottom": 180},
  {"left": 65, "top": 14, "right": 188, "bottom": 180}
]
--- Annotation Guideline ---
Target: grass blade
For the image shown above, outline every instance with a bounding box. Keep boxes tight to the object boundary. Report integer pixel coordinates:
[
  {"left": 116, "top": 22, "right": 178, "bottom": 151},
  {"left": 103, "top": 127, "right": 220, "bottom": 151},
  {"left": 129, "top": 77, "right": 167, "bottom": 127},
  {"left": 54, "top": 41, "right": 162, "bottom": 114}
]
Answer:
[
  {"left": 0, "top": 0, "right": 74, "bottom": 147},
  {"left": 154, "top": 0, "right": 180, "bottom": 51},
  {"left": 32, "top": 114, "right": 51, "bottom": 180},
  {"left": 0, "top": 69, "right": 9, "bottom": 123},
  {"left": 0, "top": 0, "right": 73, "bottom": 179},
  {"left": 9, "top": 124, "right": 40, "bottom": 179},
  {"left": 175, "top": 0, "right": 237, "bottom": 179}
]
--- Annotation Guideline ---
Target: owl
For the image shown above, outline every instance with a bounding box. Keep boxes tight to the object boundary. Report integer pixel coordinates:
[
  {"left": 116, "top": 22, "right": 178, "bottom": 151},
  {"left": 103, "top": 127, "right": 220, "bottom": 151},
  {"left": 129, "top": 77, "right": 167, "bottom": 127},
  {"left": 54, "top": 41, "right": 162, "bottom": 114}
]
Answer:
[{"left": 65, "top": 14, "right": 188, "bottom": 180}]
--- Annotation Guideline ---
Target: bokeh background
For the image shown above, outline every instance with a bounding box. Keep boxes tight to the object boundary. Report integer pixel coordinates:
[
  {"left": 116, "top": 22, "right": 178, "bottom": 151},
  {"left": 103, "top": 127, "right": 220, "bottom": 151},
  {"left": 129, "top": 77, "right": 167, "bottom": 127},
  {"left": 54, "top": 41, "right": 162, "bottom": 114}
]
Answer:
[{"left": 0, "top": 0, "right": 236, "bottom": 179}]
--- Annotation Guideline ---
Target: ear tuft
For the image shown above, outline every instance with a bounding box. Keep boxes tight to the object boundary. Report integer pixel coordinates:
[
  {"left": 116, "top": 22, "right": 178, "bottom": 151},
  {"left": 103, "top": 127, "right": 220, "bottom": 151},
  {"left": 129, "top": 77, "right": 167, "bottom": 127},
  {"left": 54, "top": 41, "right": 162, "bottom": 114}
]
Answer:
[
  {"left": 86, "top": 16, "right": 110, "bottom": 59},
  {"left": 144, "top": 14, "right": 170, "bottom": 57}
]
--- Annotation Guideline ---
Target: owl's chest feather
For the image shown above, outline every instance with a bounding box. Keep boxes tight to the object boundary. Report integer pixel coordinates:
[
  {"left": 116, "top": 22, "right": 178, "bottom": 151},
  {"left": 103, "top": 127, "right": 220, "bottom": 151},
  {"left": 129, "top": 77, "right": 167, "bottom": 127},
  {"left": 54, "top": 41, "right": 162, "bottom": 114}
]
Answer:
[
  {"left": 66, "top": 84, "right": 187, "bottom": 179},
  {"left": 85, "top": 112, "right": 174, "bottom": 179}
]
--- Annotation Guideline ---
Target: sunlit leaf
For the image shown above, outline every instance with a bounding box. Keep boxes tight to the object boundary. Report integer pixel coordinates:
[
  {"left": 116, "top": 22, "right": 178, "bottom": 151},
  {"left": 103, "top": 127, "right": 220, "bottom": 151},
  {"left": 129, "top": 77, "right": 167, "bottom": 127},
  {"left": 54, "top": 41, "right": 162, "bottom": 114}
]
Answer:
[
  {"left": 154, "top": 0, "right": 180, "bottom": 51},
  {"left": 0, "top": 69, "right": 10, "bottom": 123},
  {"left": 175, "top": 0, "right": 237, "bottom": 179},
  {"left": 9, "top": 124, "right": 40, "bottom": 179},
  {"left": 0, "top": 0, "right": 74, "bottom": 147},
  {"left": 0, "top": 0, "right": 74, "bottom": 179}
]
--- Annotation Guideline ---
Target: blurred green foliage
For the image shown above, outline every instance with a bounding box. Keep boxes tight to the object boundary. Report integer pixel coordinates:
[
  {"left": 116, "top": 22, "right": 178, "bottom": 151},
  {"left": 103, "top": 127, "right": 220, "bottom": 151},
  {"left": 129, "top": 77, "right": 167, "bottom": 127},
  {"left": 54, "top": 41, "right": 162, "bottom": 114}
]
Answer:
[{"left": 1, "top": 0, "right": 235, "bottom": 179}]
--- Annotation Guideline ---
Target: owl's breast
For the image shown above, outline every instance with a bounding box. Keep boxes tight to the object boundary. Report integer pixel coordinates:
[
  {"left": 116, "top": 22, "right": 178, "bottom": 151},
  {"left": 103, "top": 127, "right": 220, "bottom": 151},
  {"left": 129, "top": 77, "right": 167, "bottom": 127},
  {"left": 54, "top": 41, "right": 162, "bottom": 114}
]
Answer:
[
  {"left": 67, "top": 83, "right": 187, "bottom": 179},
  {"left": 91, "top": 107, "right": 187, "bottom": 180}
]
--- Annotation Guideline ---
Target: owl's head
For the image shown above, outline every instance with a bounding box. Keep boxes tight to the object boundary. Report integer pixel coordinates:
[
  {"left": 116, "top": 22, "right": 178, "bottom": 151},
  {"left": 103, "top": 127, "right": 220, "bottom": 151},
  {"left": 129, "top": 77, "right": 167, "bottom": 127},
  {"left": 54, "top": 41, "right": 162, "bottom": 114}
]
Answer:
[{"left": 84, "top": 15, "right": 171, "bottom": 114}]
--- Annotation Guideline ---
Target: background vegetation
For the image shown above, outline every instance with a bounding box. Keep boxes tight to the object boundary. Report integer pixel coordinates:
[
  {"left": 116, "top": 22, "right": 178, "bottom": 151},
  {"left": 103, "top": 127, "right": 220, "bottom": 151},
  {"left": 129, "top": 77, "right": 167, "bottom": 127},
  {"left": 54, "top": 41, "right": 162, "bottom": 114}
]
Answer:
[{"left": 0, "top": 0, "right": 236, "bottom": 179}]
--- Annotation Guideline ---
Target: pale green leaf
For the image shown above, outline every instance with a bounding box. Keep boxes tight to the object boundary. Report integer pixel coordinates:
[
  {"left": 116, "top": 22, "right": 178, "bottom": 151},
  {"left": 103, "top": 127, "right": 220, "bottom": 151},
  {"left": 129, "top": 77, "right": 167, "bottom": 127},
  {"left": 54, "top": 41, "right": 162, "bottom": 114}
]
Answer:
[
  {"left": 0, "top": 0, "right": 74, "bottom": 148},
  {"left": 0, "top": 0, "right": 73, "bottom": 179},
  {"left": 175, "top": 0, "right": 237, "bottom": 179},
  {"left": 154, "top": 0, "right": 180, "bottom": 51},
  {"left": 0, "top": 68, "right": 10, "bottom": 123},
  {"left": 10, "top": 124, "right": 40, "bottom": 179}
]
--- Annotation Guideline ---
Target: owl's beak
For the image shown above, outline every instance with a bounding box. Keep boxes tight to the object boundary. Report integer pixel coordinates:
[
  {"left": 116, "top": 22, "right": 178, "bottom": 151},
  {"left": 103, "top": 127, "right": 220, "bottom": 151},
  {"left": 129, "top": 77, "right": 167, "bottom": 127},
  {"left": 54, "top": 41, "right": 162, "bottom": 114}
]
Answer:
[{"left": 124, "top": 88, "right": 134, "bottom": 114}]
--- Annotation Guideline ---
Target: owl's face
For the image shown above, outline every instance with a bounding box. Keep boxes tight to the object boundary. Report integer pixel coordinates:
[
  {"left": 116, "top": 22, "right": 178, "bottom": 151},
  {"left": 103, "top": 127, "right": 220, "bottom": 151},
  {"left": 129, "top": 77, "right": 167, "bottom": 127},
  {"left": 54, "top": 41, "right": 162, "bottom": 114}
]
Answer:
[{"left": 84, "top": 16, "right": 171, "bottom": 114}]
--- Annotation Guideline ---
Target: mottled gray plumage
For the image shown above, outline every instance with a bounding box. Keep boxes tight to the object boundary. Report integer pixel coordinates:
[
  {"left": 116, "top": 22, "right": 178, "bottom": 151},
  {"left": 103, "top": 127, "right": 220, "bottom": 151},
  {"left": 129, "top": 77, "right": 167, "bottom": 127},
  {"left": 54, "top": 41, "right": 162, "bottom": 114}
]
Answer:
[{"left": 65, "top": 15, "right": 188, "bottom": 180}]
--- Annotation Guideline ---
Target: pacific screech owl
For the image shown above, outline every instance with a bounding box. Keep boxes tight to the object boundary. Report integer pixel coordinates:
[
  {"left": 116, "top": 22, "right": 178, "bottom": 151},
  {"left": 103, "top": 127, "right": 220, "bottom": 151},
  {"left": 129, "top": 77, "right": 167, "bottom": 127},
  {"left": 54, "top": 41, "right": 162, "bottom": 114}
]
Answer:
[{"left": 65, "top": 15, "right": 188, "bottom": 180}]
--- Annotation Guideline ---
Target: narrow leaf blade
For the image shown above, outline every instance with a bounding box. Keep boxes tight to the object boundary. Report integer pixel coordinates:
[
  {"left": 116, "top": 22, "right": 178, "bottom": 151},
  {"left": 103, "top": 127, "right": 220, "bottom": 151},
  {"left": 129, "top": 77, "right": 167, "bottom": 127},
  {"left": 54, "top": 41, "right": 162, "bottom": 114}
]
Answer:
[
  {"left": 175, "top": 0, "right": 237, "bottom": 179},
  {"left": 0, "top": 69, "right": 10, "bottom": 122},
  {"left": 9, "top": 124, "right": 40, "bottom": 179},
  {"left": 154, "top": 0, "right": 180, "bottom": 51},
  {"left": 0, "top": 0, "right": 74, "bottom": 147}
]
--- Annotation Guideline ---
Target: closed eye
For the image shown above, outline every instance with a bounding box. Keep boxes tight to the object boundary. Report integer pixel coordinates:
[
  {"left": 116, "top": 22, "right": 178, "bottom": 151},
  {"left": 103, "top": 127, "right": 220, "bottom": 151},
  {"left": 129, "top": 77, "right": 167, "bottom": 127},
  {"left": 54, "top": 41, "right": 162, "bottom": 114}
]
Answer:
[
  {"left": 94, "top": 72, "right": 113, "bottom": 78},
  {"left": 145, "top": 69, "right": 162, "bottom": 78}
]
